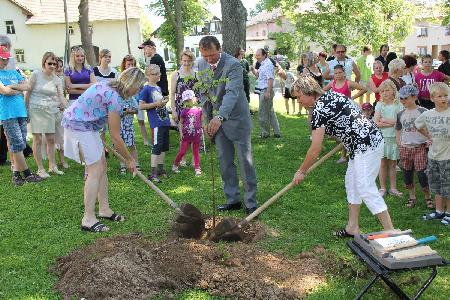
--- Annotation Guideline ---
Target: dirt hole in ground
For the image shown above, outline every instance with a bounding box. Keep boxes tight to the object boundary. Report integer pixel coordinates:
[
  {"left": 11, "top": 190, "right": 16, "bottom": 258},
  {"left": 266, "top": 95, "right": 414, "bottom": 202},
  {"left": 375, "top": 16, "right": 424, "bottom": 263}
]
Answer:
[{"left": 52, "top": 219, "right": 328, "bottom": 299}]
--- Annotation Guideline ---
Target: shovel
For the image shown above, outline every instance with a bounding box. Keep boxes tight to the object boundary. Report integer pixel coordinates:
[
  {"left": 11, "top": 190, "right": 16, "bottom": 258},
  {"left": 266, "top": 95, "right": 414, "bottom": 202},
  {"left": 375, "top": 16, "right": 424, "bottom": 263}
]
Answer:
[
  {"left": 207, "top": 143, "right": 344, "bottom": 242},
  {"left": 104, "top": 144, "right": 205, "bottom": 239}
]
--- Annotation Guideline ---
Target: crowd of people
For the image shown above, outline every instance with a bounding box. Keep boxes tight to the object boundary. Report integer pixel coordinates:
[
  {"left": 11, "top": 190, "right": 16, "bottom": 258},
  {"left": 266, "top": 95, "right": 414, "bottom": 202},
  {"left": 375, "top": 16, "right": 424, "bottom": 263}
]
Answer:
[{"left": 1, "top": 32, "right": 450, "bottom": 233}]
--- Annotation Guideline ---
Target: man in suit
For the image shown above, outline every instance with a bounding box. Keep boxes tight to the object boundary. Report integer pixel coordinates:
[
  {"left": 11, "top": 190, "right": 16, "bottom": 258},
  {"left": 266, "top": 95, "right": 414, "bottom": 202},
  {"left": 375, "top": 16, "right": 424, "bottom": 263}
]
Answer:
[{"left": 198, "top": 36, "right": 258, "bottom": 215}]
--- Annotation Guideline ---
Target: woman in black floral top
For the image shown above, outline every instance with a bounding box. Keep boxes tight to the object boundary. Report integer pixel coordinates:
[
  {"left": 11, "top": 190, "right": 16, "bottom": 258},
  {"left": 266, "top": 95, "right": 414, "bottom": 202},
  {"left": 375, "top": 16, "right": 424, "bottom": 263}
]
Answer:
[{"left": 291, "top": 75, "right": 395, "bottom": 238}]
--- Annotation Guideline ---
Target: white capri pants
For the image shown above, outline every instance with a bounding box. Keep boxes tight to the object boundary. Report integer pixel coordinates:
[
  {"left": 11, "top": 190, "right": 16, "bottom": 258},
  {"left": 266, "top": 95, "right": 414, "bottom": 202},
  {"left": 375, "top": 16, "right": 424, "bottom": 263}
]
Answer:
[
  {"left": 64, "top": 128, "right": 104, "bottom": 166},
  {"left": 345, "top": 142, "right": 387, "bottom": 215}
]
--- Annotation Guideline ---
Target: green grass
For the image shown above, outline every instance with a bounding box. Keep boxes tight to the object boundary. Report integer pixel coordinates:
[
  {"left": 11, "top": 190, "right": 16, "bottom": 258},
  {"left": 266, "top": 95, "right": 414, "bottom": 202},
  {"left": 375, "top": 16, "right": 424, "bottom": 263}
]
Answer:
[{"left": 0, "top": 94, "right": 449, "bottom": 300}]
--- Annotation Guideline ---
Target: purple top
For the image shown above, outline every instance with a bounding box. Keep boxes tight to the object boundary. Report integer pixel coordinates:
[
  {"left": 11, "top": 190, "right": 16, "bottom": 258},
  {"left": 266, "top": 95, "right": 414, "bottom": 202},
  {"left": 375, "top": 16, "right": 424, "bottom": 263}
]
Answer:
[
  {"left": 180, "top": 107, "right": 202, "bottom": 143},
  {"left": 61, "top": 82, "right": 123, "bottom": 132},
  {"left": 64, "top": 67, "right": 93, "bottom": 100}
]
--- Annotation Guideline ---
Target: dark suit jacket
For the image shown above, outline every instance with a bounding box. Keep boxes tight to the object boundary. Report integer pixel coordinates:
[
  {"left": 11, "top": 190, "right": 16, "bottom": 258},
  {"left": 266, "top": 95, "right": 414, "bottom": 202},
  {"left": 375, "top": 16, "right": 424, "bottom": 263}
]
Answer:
[{"left": 197, "top": 52, "right": 251, "bottom": 141}]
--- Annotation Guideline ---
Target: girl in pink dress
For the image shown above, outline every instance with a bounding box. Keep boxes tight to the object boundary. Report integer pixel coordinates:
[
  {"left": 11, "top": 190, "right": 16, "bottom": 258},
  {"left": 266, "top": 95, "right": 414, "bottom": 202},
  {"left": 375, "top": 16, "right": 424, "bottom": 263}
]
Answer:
[{"left": 172, "top": 90, "right": 203, "bottom": 176}]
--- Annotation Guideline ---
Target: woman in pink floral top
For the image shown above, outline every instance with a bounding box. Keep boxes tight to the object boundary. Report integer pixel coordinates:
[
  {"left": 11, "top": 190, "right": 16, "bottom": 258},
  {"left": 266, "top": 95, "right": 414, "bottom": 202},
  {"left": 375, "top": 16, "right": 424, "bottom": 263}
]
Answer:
[{"left": 62, "top": 67, "right": 147, "bottom": 232}]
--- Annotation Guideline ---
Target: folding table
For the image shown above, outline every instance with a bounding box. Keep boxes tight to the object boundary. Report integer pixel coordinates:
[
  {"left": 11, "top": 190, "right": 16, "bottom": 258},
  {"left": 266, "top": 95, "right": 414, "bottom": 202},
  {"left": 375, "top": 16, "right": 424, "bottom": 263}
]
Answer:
[{"left": 347, "top": 233, "right": 449, "bottom": 299}]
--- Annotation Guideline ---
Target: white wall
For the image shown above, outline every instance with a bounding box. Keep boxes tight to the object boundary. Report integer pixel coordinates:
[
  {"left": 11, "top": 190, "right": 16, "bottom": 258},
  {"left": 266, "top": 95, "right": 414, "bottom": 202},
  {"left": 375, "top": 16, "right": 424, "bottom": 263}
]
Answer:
[
  {"left": 403, "top": 22, "right": 450, "bottom": 57},
  {"left": 0, "top": 0, "right": 142, "bottom": 70}
]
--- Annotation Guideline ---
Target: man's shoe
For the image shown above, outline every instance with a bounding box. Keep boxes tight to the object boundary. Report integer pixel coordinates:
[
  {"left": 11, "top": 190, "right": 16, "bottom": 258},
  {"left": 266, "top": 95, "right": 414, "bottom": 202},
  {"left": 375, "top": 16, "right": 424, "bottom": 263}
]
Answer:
[
  {"left": 246, "top": 206, "right": 258, "bottom": 217},
  {"left": 274, "top": 134, "right": 281, "bottom": 138},
  {"left": 217, "top": 202, "right": 242, "bottom": 211}
]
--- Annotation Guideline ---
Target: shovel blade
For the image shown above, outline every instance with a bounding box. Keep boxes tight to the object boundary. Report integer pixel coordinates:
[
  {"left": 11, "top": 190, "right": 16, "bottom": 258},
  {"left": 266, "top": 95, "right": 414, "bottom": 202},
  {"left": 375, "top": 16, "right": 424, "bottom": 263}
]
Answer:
[
  {"left": 207, "top": 218, "right": 243, "bottom": 242},
  {"left": 172, "top": 202, "right": 206, "bottom": 239}
]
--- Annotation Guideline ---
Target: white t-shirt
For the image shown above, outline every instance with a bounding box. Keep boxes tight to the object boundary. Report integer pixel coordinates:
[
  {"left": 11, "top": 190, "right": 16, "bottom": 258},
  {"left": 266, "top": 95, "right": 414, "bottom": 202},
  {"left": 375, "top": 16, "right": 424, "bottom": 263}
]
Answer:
[
  {"left": 285, "top": 72, "right": 295, "bottom": 89},
  {"left": 28, "top": 70, "right": 62, "bottom": 112},
  {"left": 328, "top": 58, "right": 354, "bottom": 80},
  {"left": 415, "top": 108, "right": 450, "bottom": 161}
]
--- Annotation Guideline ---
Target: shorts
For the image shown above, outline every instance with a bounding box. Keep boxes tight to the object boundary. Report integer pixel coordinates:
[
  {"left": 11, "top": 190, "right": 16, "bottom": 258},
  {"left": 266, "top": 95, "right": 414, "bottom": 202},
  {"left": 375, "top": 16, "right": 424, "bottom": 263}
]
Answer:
[
  {"left": 284, "top": 87, "right": 295, "bottom": 99},
  {"left": 2, "top": 117, "right": 27, "bottom": 153},
  {"left": 426, "top": 159, "right": 450, "bottom": 198},
  {"left": 64, "top": 128, "right": 103, "bottom": 165},
  {"left": 137, "top": 109, "right": 146, "bottom": 121},
  {"left": 382, "top": 137, "right": 399, "bottom": 160},
  {"left": 399, "top": 145, "right": 427, "bottom": 171},
  {"left": 151, "top": 126, "right": 169, "bottom": 155},
  {"left": 29, "top": 107, "right": 57, "bottom": 134}
]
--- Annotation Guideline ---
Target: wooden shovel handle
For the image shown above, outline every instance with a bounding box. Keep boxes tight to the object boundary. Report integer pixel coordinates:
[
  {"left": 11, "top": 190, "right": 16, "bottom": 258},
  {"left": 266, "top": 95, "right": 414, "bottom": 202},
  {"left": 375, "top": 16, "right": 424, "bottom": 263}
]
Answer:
[
  {"left": 238, "top": 143, "right": 344, "bottom": 227},
  {"left": 104, "top": 144, "right": 181, "bottom": 212}
]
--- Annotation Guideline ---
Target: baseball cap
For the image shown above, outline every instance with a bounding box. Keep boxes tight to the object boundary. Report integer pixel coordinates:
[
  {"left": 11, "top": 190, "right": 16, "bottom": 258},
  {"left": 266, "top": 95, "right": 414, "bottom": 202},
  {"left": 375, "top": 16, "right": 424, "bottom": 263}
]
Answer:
[
  {"left": 138, "top": 39, "right": 156, "bottom": 49},
  {"left": 182, "top": 90, "right": 195, "bottom": 102},
  {"left": 399, "top": 85, "right": 419, "bottom": 99},
  {"left": 361, "top": 103, "right": 373, "bottom": 111},
  {"left": 0, "top": 46, "right": 11, "bottom": 60}
]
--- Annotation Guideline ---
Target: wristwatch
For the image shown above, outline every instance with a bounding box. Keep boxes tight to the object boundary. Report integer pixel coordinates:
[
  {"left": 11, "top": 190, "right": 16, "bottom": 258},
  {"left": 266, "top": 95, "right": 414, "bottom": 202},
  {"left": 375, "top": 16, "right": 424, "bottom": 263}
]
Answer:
[{"left": 215, "top": 115, "right": 224, "bottom": 122}]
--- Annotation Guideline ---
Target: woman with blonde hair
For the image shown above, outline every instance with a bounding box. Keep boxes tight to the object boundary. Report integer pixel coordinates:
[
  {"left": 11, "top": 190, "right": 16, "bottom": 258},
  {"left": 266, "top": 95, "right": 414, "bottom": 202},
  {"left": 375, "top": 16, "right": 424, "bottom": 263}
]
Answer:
[
  {"left": 291, "top": 75, "right": 394, "bottom": 238},
  {"left": 64, "top": 46, "right": 96, "bottom": 105},
  {"left": 26, "top": 52, "right": 68, "bottom": 178},
  {"left": 62, "top": 67, "right": 146, "bottom": 232},
  {"left": 170, "top": 50, "right": 197, "bottom": 122},
  {"left": 93, "top": 49, "right": 118, "bottom": 83}
]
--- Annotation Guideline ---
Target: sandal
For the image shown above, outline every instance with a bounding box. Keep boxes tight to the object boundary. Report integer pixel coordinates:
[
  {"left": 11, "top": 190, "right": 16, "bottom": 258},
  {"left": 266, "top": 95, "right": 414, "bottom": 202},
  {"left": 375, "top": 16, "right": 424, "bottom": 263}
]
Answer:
[
  {"left": 388, "top": 189, "right": 403, "bottom": 197},
  {"left": 119, "top": 166, "right": 126, "bottom": 175},
  {"left": 334, "top": 229, "right": 355, "bottom": 238},
  {"left": 425, "top": 198, "right": 434, "bottom": 209},
  {"left": 81, "top": 221, "right": 109, "bottom": 232},
  {"left": 99, "top": 213, "right": 125, "bottom": 222},
  {"left": 379, "top": 188, "right": 386, "bottom": 197},
  {"left": 406, "top": 198, "right": 416, "bottom": 208}
]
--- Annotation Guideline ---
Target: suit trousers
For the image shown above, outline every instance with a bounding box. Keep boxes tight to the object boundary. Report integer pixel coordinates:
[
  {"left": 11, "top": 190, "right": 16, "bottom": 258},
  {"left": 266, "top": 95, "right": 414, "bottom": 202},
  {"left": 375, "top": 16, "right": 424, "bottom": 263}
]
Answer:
[
  {"left": 215, "top": 128, "right": 257, "bottom": 209},
  {"left": 258, "top": 90, "right": 280, "bottom": 137}
]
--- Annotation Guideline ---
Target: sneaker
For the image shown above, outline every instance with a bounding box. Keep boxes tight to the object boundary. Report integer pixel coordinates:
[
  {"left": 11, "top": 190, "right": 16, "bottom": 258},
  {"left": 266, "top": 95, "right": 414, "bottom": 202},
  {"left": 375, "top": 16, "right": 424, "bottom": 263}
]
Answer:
[
  {"left": 12, "top": 174, "right": 24, "bottom": 186},
  {"left": 336, "top": 157, "right": 347, "bottom": 164},
  {"left": 158, "top": 170, "right": 168, "bottom": 178},
  {"left": 136, "top": 165, "right": 142, "bottom": 172},
  {"left": 61, "top": 162, "right": 69, "bottom": 169},
  {"left": 423, "top": 211, "right": 445, "bottom": 221},
  {"left": 388, "top": 189, "right": 403, "bottom": 197},
  {"left": 148, "top": 174, "right": 161, "bottom": 183},
  {"left": 172, "top": 165, "right": 180, "bottom": 173},
  {"left": 274, "top": 134, "right": 282, "bottom": 138},
  {"left": 441, "top": 215, "right": 450, "bottom": 225},
  {"left": 195, "top": 168, "right": 202, "bottom": 177},
  {"left": 24, "top": 173, "right": 44, "bottom": 183},
  {"left": 37, "top": 169, "right": 50, "bottom": 178},
  {"left": 179, "top": 160, "right": 187, "bottom": 167},
  {"left": 119, "top": 166, "right": 126, "bottom": 175},
  {"left": 396, "top": 165, "right": 401, "bottom": 172}
]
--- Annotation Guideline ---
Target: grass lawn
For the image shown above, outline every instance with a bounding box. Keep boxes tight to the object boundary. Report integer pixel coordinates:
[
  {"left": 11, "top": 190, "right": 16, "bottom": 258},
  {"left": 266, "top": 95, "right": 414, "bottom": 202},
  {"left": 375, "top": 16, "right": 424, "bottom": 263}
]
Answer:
[{"left": 0, "top": 93, "right": 449, "bottom": 299}]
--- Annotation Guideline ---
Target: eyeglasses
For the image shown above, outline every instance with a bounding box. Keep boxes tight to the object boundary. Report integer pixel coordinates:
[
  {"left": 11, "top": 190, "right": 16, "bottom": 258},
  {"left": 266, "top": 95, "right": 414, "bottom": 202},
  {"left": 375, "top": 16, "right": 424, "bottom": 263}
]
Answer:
[
  {"left": 47, "top": 62, "right": 56, "bottom": 66},
  {"left": 1, "top": 57, "right": 9, "bottom": 61},
  {"left": 336, "top": 51, "right": 346, "bottom": 53}
]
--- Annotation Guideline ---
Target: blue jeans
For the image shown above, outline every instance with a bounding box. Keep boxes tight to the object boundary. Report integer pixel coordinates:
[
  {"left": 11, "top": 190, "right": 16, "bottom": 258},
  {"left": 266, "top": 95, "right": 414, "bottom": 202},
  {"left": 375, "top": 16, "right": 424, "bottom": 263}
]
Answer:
[{"left": 2, "top": 117, "right": 27, "bottom": 153}]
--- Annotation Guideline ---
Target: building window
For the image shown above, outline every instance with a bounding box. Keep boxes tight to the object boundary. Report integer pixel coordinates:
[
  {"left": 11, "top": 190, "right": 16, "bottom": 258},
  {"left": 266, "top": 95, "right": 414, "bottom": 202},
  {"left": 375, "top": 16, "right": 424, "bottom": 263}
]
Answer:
[
  {"left": 417, "top": 46, "right": 427, "bottom": 56},
  {"left": 6, "top": 21, "right": 15, "bottom": 34},
  {"left": 256, "top": 31, "right": 259, "bottom": 37},
  {"left": 262, "top": 30, "right": 267, "bottom": 36},
  {"left": 14, "top": 49, "right": 25, "bottom": 63},
  {"left": 416, "top": 27, "right": 428, "bottom": 37},
  {"left": 68, "top": 25, "right": 74, "bottom": 35},
  {"left": 210, "top": 22, "right": 216, "bottom": 33}
]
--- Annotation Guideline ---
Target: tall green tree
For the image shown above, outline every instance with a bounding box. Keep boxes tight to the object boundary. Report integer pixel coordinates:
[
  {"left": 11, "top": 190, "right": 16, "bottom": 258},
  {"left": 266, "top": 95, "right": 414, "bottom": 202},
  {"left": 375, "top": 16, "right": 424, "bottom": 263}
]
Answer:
[
  {"left": 147, "top": 0, "right": 212, "bottom": 65},
  {"left": 262, "top": 0, "right": 415, "bottom": 55}
]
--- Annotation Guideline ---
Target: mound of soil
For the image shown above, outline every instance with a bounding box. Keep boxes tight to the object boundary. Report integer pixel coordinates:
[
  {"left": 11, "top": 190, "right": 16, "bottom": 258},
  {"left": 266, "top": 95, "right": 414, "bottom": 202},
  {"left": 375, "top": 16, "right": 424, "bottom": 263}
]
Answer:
[{"left": 53, "top": 231, "right": 327, "bottom": 299}]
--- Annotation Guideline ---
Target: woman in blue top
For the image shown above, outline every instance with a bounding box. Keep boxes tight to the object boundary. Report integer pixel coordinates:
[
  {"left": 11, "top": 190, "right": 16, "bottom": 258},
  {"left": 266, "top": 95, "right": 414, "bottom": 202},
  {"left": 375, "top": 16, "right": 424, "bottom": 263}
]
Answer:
[{"left": 62, "top": 67, "right": 146, "bottom": 232}]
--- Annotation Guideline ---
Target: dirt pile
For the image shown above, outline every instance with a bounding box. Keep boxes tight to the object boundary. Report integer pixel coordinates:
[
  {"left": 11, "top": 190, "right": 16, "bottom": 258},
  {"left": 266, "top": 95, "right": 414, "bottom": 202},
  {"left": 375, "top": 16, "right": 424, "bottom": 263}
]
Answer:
[{"left": 53, "top": 228, "right": 327, "bottom": 299}]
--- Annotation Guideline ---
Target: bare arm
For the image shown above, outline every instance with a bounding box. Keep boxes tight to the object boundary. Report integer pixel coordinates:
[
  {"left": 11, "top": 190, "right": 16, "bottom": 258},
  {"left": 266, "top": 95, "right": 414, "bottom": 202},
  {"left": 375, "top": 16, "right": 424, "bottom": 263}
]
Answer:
[
  {"left": 323, "top": 82, "right": 332, "bottom": 92},
  {"left": 395, "top": 129, "right": 401, "bottom": 146},
  {"left": 374, "top": 111, "right": 394, "bottom": 128},
  {"left": 170, "top": 72, "right": 178, "bottom": 120},
  {"left": 368, "top": 78, "right": 379, "bottom": 94},
  {"left": 352, "top": 61, "right": 361, "bottom": 83},
  {"left": 349, "top": 81, "right": 367, "bottom": 100},
  {"left": 139, "top": 99, "right": 163, "bottom": 110},
  {"left": 323, "top": 66, "right": 332, "bottom": 80},
  {"left": 0, "top": 82, "right": 20, "bottom": 96}
]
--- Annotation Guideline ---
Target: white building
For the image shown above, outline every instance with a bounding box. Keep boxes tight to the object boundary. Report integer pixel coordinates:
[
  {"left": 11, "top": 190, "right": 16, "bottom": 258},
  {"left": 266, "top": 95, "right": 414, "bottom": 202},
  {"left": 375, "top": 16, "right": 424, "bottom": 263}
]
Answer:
[
  {"left": 402, "top": 20, "right": 450, "bottom": 57},
  {"left": 0, "top": 0, "right": 143, "bottom": 70}
]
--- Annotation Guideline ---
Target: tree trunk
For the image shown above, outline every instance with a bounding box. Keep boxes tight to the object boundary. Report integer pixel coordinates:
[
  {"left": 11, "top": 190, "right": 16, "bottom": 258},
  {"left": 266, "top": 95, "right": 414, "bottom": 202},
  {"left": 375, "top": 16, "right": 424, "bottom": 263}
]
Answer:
[
  {"left": 220, "top": 0, "right": 247, "bottom": 55},
  {"left": 123, "top": 0, "right": 131, "bottom": 54},
  {"left": 162, "top": 0, "right": 184, "bottom": 66},
  {"left": 63, "top": 0, "right": 70, "bottom": 66},
  {"left": 78, "top": 0, "right": 97, "bottom": 66}
]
